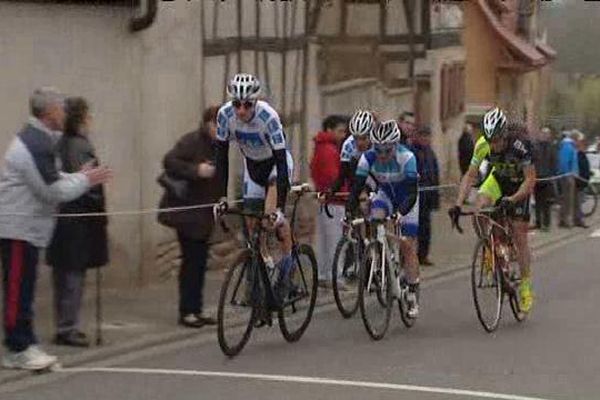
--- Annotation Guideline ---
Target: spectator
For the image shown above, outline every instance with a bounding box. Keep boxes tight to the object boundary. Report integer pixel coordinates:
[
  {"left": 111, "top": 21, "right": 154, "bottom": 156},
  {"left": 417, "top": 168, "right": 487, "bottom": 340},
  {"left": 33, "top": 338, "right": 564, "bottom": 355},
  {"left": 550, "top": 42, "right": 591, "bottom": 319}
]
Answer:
[
  {"left": 46, "top": 97, "right": 109, "bottom": 347},
  {"left": 532, "top": 127, "right": 557, "bottom": 232},
  {"left": 575, "top": 133, "right": 591, "bottom": 228},
  {"left": 458, "top": 123, "right": 475, "bottom": 176},
  {"left": 411, "top": 126, "right": 440, "bottom": 266},
  {"left": 0, "top": 87, "right": 111, "bottom": 370},
  {"left": 399, "top": 111, "right": 417, "bottom": 146},
  {"left": 310, "top": 115, "right": 348, "bottom": 288},
  {"left": 557, "top": 130, "right": 580, "bottom": 228},
  {"left": 157, "top": 106, "right": 222, "bottom": 328}
]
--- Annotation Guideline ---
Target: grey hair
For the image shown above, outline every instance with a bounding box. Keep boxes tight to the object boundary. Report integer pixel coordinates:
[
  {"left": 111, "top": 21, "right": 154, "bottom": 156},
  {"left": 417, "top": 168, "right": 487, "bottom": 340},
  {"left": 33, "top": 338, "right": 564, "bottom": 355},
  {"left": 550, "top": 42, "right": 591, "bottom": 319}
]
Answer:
[
  {"left": 570, "top": 130, "right": 585, "bottom": 141},
  {"left": 29, "top": 87, "right": 64, "bottom": 118}
]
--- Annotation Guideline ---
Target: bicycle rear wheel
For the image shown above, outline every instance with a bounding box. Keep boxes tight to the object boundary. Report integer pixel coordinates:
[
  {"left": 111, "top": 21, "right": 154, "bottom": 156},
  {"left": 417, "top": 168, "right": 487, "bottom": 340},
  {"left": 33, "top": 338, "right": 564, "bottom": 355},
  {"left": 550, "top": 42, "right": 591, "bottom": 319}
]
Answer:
[
  {"left": 332, "top": 237, "right": 361, "bottom": 318},
  {"left": 581, "top": 184, "right": 598, "bottom": 218},
  {"left": 358, "top": 242, "right": 392, "bottom": 340},
  {"left": 217, "top": 250, "right": 257, "bottom": 357},
  {"left": 471, "top": 240, "right": 502, "bottom": 333},
  {"left": 507, "top": 265, "right": 527, "bottom": 323},
  {"left": 278, "top": 244, "right": 318, "bottom": 342},
  {"left": 397, "top": 268, "right": 416, "bottom": 328}
]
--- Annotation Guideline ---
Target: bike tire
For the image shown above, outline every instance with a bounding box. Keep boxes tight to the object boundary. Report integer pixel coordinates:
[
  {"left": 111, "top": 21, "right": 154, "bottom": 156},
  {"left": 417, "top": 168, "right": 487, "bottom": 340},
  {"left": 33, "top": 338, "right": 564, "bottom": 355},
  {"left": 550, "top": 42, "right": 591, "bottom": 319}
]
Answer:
[
  {"left": 471, "top": 239, "right": 503, "bottom": 333},
  {"left": 358, "top": 242, "right": 392, "bottom": 341},
  {"left": 217, "top": 250, "right": 257, "bottom": 357},
  {"left": 332, "top": 237, "right": 360, "bottom": 319},
  {"left": 397, "top": 269, "right": 416, "bottom": 329},
  {"left": 278, "top": 244, "right": 319, "bottom": 343}
]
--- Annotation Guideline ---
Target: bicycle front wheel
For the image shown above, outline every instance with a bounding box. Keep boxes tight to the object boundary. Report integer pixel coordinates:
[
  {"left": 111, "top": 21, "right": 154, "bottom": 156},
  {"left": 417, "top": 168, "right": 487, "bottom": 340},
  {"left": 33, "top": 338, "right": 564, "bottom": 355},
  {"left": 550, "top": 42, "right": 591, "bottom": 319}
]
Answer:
[
  {"left": 217, "top": 250, "right": 257, "bottom": 357},
  {"left": 359, "top": 242, "right": 392, "bottom": 341},
  {"left": 332, "top": 237, "right": 361, "bottom": 318},
  {"left": 278, "top": 244, "right": 318, "bottom": 343},
  {"left": 581, "top": 184, "right": 598, "bottom": 218},
  {"left": 471, "top": 239, "right": 502, "bottom": 333}
]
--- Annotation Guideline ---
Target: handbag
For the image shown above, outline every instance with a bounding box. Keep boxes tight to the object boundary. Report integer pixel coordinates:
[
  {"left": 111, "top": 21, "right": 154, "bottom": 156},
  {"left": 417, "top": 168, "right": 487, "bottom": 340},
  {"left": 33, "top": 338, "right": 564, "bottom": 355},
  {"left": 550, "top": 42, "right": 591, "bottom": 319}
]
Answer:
[{"left": 157, "top": 171, "right": 189, "bottom": 200}]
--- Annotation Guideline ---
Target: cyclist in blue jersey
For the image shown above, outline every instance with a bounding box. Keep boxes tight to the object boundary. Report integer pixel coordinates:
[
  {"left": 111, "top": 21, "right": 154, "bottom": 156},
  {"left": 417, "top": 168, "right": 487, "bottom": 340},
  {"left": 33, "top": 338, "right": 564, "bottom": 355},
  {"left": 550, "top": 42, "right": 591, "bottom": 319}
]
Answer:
[{"left": 347, "top": 120, "right": 421, "bottom": 318}]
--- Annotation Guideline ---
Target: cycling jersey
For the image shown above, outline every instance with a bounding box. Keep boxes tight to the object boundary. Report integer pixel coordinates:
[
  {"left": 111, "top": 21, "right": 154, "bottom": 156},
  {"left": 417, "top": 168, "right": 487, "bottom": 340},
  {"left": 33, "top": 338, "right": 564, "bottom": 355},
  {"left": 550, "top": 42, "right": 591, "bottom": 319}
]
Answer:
[
  {"left": 217, "top": 100, "right": 286, "bottom": 161},
  {"left": 215, "top": 100, "right": 290, "bottom": 210},
  {"left": 471, "top": 135, "right": 533, "bottom": 195},
  {"left": 471, "top": 135, "right": 533, "bottom": 220},
  {"left": 349, "top": 144, "right": 419, "bottom": 237},
  {"left": 340, "top": 136, "right": 365, "bottom": 163},
  {"left": 331, "top": 136, "right": 372, "bottom": 194}
]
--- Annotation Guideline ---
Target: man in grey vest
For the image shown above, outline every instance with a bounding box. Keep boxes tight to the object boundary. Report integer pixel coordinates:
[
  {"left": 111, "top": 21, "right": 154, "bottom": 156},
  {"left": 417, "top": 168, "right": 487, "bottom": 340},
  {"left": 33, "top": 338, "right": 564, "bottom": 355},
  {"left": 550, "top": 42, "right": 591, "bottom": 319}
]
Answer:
[{"left": 0, "top": 87, "right": 112, "bottom": 370}]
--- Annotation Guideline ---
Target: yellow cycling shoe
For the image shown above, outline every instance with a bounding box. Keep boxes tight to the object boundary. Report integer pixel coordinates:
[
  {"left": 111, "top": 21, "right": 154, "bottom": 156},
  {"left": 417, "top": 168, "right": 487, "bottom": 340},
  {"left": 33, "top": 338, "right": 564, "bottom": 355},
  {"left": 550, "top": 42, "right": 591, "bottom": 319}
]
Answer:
[{"left": 519, "top": 278, "right": 534, "bottom": 313}]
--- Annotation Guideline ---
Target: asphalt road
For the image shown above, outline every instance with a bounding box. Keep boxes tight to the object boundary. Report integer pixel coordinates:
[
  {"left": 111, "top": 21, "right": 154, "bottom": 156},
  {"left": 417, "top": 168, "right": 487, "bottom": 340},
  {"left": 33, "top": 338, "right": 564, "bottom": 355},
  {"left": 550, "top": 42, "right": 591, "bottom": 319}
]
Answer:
[{"left": 2, "top": 229, "right": 600, "bottom": 400}]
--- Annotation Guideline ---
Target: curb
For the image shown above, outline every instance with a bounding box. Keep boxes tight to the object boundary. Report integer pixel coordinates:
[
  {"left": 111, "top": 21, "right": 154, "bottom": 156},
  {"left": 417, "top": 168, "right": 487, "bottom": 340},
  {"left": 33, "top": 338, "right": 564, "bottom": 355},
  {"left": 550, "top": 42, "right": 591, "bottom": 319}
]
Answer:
[{"left": 1, "top": 221, "right": 597, "bottom": 386}]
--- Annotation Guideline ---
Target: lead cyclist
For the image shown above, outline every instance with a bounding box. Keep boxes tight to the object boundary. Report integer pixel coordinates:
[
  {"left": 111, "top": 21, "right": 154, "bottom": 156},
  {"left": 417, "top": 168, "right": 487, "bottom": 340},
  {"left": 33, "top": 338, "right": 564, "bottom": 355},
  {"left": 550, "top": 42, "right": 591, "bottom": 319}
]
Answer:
[
  {"left": 214, "top": 73, "right": 294, "bottom": 304},
  {"left": 449, "top": 108, "right": 537, "bottom": 313}
]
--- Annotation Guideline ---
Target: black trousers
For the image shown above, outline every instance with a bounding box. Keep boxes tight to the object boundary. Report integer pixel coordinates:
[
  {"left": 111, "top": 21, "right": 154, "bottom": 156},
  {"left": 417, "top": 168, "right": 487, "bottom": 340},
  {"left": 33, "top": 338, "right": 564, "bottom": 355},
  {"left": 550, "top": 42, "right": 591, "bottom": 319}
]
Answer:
[
  {"left": 176, "top": 232, "right": 209, "bottom": 317},
  {"left": 418, "top": 209, "right": 432, "bottom": 261},
  {"left": 1, "top": 239, "right": 39, "bottom": 352},
  {"left": 534, "top": 182, "right": 553, "bottom": 229}
]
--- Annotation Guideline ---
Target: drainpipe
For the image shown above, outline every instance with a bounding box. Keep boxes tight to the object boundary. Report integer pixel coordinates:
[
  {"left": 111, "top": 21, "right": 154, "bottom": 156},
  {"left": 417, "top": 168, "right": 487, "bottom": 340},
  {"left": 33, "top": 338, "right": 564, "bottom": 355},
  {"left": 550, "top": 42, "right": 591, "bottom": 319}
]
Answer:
[{"left": 130, "top": 0, "right": 157, "bottom": 32}]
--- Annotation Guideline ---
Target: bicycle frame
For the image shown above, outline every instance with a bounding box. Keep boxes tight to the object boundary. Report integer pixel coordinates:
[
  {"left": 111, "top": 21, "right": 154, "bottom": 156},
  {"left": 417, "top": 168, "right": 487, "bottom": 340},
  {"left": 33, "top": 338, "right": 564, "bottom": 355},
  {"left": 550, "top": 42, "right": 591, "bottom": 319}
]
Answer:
[{"left": 366, "top": 216, "right": 404, "bottom": 294}]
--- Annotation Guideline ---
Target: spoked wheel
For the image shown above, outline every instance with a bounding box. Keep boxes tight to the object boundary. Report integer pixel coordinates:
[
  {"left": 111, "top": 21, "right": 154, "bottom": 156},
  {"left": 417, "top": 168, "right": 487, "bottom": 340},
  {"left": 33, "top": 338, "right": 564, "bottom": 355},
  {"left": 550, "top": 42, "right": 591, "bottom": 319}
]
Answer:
[
  {"left": 471, "top": 240, "right": 503, "bottom": 333},
  {"left": 217, "top": 250, "right": 257, "bottom": 357},
  {"left": 278, "top": 244, "right": 318, "bottom": 343},
  {"left": 581, "top": 184, "right": 598, "bottom": 218},
  {"left": 397, "top": 268, "right": 416, "bottom": 328},
  {"left": 332, "top": 237, "right": 361, "bottom": 318},
  {"left": 358, "top": 242, "right": 392, "bottom": 340}
]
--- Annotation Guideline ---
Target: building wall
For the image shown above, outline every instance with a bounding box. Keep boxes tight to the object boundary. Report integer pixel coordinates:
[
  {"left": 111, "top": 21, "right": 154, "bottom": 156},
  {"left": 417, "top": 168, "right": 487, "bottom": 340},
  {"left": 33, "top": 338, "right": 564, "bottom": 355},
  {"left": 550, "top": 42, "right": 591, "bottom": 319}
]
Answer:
[
  {"left": 0, "top": 2, "right": 204, "bottom": 286},
  {"left": 464, "top": 2, "right": 501, "bottom": 107},
  {"left": 423, "top": 46, "right": 467, "bottom": 184}
]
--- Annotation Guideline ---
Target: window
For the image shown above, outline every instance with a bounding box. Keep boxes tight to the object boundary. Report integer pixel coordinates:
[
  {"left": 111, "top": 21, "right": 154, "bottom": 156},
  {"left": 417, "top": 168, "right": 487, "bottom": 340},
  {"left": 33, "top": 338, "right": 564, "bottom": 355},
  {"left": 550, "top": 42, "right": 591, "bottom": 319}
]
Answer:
[{"left": 440, "top": 62, "right": 465, "bottom": 121}]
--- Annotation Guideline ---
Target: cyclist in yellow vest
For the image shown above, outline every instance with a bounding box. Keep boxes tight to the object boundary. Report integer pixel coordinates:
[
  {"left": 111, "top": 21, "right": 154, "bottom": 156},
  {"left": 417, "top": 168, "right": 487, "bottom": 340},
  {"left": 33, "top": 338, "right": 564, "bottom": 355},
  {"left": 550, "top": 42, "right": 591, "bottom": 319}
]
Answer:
[{"left": 450, "top": 108, "right": 537, "bottom": 313}]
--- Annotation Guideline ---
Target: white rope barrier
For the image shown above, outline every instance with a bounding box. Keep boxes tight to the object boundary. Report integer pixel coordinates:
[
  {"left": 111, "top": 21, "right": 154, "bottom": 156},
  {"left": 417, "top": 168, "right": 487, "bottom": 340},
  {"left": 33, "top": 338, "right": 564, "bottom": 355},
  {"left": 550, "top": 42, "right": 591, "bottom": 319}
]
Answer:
[{"left": 0, "top": 172, "right": 589, "bottom": 219}]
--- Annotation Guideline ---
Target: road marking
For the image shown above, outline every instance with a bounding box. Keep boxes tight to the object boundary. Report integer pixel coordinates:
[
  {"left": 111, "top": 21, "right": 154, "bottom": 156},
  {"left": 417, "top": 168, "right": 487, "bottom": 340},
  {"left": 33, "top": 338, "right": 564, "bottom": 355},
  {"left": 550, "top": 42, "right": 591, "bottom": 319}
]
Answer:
[
  {"left": 61, "top": 367, "right": 554, "bottom": 400},
  {"left": 591, "top": 228, "right": 600, "bottom": 238}
]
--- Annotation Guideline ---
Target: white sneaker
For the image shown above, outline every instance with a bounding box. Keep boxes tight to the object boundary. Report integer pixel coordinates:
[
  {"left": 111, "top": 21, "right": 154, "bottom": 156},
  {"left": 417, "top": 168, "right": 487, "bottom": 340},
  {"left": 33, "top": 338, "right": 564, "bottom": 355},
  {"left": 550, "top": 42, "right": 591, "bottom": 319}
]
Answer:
[
  {"left": 405, "top": 291, "right": 419, "bottom": 319},
  {"left": 2, "top": 345, "right": 57, "bottom": 370}
]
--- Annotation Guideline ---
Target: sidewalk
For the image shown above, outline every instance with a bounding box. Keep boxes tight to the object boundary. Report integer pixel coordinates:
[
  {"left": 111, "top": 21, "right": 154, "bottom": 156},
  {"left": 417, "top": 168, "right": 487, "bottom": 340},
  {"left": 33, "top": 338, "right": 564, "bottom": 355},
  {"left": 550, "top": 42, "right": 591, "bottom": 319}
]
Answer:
[{"left": 1, "top": 209, "right": 598, "bottom": 384}]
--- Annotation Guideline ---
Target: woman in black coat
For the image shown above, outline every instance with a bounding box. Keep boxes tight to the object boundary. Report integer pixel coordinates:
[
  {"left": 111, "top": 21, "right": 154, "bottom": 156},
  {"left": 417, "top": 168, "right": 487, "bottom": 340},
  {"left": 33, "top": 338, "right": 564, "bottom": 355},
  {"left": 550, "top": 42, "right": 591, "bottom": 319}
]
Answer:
[
  {"left": 46, "top": 97, "right": 109, "bottom": 347},
  {"left": 158, "top": 106, "right": 223, "bottom": 328}
]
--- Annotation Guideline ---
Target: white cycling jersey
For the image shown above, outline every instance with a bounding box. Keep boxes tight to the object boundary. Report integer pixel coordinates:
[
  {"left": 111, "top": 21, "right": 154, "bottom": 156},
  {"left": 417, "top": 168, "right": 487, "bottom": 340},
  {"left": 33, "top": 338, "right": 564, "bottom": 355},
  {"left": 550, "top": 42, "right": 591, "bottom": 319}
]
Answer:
[
  {"left": 216, "top": 100, "right": 286, "bottom": 161},
  {"left": 340, "top": 136, "right": 365, "bottom": 163}
]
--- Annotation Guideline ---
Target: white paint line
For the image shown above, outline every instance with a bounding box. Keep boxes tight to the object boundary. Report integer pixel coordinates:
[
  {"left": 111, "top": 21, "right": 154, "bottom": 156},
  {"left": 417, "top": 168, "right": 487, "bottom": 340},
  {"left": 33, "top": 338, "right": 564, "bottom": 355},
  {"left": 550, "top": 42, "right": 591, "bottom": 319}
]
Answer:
[
  {"left": 60, "top": 367, "right": 554, "bottom": 400},
  {"left": 590, "top": 228, "right": 600, "bottom": 238}
]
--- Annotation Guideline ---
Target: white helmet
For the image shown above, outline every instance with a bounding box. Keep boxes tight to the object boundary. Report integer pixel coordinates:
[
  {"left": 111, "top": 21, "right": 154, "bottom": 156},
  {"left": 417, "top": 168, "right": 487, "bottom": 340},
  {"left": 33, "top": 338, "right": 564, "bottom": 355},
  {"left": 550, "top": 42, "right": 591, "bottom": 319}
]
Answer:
[
  {"left": 226, "top": 73, "right": 261, "bottom": 101},
  {"left": 482, "top": 107, "right": 507, "bottom": 141},
  {"left": 371, "top": 120, "right": 401, "bottom": 145},
  {"left": 349, "top": 110, "right": 375, "bottom": 138}
]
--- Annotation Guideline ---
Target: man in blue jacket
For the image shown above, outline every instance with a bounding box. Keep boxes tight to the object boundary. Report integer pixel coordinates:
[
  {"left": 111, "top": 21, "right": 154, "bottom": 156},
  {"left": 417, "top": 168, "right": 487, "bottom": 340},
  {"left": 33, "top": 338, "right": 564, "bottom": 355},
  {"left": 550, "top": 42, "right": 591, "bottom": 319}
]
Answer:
[
  {"left": 557, "top": 131, "right": 579, "bottom": 228},
  {"left": 0, "top": 88, "right": 112, "bottom": 370}
]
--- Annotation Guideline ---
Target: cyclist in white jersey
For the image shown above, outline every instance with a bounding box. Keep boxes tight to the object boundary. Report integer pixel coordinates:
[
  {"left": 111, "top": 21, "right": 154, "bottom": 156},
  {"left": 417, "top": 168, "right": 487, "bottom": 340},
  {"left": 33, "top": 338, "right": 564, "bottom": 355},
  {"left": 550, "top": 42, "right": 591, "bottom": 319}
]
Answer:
[
  {"left": 328, "top": 110, "right": 374, "bottom": 195},
  {"left": 215, "top": 73, "right": 294, "bottom": 303}
]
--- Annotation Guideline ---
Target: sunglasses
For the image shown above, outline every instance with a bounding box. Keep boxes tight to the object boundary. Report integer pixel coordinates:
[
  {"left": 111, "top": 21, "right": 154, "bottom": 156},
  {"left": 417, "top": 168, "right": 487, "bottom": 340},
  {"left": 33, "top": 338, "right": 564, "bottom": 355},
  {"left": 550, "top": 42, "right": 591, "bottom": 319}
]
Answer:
[{"left": 232, "top": 99, "right": 255, "bottom": 109}]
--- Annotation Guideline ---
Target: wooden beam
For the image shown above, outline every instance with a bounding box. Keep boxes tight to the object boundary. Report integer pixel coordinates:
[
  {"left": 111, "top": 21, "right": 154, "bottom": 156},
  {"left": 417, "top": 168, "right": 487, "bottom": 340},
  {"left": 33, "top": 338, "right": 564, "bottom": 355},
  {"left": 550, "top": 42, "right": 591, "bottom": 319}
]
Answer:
[
  {"left": 380, "top": 0, "right": 387, "bottom": 38},
  {"left": 204, "top": 36, "right": 306, "bottom": 56},
  {"left": 317, "top": 34, "right": 425, "bottom": 46},
  {"left": 380, "top": 50, "right": 426, "bottom": 62},
  {"left": 236, "top": 0, "right": 242, "bottom": 72},
  {"left": 340, "top": 0, "right": 348, "bottom": 36}
]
